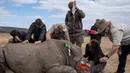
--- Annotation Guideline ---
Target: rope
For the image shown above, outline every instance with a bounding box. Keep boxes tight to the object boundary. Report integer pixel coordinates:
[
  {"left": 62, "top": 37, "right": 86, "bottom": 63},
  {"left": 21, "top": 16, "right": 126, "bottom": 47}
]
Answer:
[{"left": 60, "top": 43, "right": 70, "bottom": 65}]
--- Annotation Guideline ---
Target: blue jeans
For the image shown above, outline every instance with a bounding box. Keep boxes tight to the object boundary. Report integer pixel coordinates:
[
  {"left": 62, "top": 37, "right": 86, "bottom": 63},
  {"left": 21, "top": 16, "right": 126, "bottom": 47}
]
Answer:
[{"left": 117, "top": 45, "right": 130, "bottom": 73}]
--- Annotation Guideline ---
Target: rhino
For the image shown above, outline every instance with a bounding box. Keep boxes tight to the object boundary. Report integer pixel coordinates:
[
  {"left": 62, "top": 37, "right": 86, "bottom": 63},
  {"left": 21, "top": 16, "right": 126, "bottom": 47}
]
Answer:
[{"left": 0, "top": 39, "right": 90, "bottom": 73}]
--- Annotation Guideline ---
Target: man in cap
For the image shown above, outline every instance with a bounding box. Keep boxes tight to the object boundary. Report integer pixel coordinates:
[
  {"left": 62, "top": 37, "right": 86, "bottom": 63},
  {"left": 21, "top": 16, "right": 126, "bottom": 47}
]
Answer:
[
  {"left": 98, "top": 19, "right": 130, "bottom": 73},
  {"left": 23, "top": 18, "right": 46, "bottom": 45},
  {"left": 65, "top": 1, "right": 85, "bottom": 47},
  {"left": 46, "top": 24, "right": 70, "bottom": 41}
]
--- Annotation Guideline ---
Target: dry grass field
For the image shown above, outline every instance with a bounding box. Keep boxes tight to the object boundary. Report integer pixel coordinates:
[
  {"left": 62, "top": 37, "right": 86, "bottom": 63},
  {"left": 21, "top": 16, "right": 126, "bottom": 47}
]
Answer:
[
  {"left": 0, "top": 33, "right": 11, "bottom": 45},
  {"left": 0, "top": 33, "right": 130, "bottom": 73}
]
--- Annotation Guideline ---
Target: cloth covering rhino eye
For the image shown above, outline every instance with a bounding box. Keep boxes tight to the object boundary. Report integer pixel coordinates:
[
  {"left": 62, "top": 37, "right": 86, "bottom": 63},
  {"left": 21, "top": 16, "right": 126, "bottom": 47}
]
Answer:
[
  {"left": 64, "top": 43, "right": 72, "bottom": 56},
  {"left": 64, "top": 43, "right": 72, "bottom": 49}
]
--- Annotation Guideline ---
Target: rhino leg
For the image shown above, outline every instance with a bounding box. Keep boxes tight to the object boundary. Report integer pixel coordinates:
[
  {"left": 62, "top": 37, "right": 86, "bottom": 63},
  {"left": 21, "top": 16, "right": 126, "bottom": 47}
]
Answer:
[
  {"left": 0, "top": 48, "right": 14, "bottom": 73},
  {"left": 46, "top": 65, "right": 77, "bottom": 73}
]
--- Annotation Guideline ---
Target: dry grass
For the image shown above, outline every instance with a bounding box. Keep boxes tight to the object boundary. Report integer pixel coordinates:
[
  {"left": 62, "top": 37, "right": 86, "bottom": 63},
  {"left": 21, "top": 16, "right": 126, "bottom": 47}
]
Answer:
[
  {"left": 0, "top": 33, "right": 11, "bottom": 45},
  {"left": 0, "top": 34, "right": 130, "bottom": 73}
]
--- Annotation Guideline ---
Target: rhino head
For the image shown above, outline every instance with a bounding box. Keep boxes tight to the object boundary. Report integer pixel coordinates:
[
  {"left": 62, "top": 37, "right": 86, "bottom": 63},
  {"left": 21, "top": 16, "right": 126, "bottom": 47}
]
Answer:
[{"left": 64, "top": 43, "right": 90, "bottom": 73}]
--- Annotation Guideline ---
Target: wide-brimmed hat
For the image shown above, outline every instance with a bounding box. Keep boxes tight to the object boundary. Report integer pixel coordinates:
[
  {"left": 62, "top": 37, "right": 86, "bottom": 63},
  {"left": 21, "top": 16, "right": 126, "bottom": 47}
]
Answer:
[
  {"left": 96, "top": 19, "right": 108, "bottom": 33},
  {"left": 94, "top": 19, "right": 101, "bottom": 26}
]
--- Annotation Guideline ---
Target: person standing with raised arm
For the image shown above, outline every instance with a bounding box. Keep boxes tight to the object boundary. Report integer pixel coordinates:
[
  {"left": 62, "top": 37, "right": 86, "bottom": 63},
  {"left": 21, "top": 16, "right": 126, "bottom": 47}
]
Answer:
[{"left": 65, "top": 0, "right": 85, "bottom": 47}]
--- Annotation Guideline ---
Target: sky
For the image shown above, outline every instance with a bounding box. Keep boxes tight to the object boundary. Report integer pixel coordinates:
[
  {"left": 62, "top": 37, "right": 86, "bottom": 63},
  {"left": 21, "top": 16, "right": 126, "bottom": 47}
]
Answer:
[{"left": 0, "top": 0, "right": 130, "bottom": 30}]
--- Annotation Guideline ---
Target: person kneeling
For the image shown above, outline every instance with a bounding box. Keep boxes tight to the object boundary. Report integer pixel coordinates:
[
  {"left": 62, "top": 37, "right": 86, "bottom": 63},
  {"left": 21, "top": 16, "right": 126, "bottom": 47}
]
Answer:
[
  {"left": 23, "top": 18, "right": 46, "bottom": 45},
  {"left": 9, "top": 30, "right": 27, "bottom": 43},
  {"left": 84, "top": 40, "right": 106, "bottom": 73}
]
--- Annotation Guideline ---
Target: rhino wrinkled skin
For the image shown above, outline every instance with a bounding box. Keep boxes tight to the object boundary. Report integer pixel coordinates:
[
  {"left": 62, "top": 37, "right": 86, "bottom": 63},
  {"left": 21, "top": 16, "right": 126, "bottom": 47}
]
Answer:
[{"left": 0, "top": 39, "right": 90, "bottom": 73}]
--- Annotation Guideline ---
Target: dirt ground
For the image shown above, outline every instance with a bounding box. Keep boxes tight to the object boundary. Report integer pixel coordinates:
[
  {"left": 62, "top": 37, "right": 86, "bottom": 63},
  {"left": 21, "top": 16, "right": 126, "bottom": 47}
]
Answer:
[{"left": 0, "top": 33, "right": 130, "bottom": 73}]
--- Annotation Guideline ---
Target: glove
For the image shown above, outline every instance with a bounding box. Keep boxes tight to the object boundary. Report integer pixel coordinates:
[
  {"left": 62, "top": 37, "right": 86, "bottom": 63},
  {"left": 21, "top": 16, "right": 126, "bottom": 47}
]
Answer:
[{"left": 85, "top": 29, "right": 97, "bottom": 34}]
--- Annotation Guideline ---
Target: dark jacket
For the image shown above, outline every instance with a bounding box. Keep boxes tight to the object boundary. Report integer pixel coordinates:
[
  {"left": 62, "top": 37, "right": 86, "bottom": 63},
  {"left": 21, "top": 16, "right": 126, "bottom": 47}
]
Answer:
[
  {"left": 90, "top": 25, "right": 105, "bottom": 42},
  {"left": 65, "top": 8, "right": 85, "bottom": 34},
  {"left": 12, "top": 31, "right": 27, "bottom": 43},
  {"left": 84, "top": 44, "right": 104, "bottom": 65},
  {"left": 26, "top": 22, "right": 46, "bottom": 42}
]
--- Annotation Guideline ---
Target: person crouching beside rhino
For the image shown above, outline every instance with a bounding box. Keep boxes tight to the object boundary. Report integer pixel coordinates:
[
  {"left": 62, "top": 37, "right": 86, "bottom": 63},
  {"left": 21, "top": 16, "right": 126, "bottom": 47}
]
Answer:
[
  {"left": 23, "top": 18, "right": 47, "bottom": 45},
  {"left": 98, "top": 19, "right": 130, "bottom": 73},
  {"left": 46, "top": 24, "right": 70, "bottom": 41},
  {"left": 84, "top": 40, "right": 106, "bottom": 73},
  {"left": 9, "top": 30, "right": 27, "bottom": 43}
]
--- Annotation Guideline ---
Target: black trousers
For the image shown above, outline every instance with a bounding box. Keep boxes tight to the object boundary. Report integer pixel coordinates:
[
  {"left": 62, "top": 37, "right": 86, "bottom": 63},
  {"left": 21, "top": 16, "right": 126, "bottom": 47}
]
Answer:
[{"left": 117, "top": 45, "right": 130, "bottom": 73}]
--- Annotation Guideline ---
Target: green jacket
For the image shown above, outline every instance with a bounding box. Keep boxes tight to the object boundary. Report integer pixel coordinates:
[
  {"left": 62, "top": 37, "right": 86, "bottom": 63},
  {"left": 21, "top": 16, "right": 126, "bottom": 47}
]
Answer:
[{"left": 65, "top": 8, "right": 85, "bottom": 34}]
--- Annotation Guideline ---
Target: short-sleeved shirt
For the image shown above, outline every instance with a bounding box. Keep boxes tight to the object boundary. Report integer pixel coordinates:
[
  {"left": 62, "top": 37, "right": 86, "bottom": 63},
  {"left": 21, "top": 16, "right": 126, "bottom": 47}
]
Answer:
[
  {"left": 48, "top": 24, "right": 70, "bottom": 41},
  {"left": 108, "top": 24, "right": 130, "bottom": 45}
]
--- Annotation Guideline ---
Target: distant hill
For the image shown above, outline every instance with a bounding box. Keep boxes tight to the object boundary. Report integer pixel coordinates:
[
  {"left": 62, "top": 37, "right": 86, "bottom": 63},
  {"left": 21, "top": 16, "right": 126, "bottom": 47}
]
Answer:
[
  {"left": 0, "top": 26, "right": 28, "bottom": 33},
  {"left": 0, "top": 26, "right": 90, "bottom": 37}
]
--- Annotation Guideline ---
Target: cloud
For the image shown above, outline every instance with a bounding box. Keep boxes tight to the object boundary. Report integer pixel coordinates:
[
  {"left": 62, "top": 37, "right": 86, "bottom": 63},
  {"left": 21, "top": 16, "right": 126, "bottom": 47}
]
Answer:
[
  {"left": 33, "top": 0, "right": 68, "bottom": 11},
  {"left": 33, "top": 0, "right": 130, "bottom": 29},
  {"left": 0, "top": 0, "right": 3, "bottom": 3},
  {"left": 10, "top": 0, "right": 37, "bottom": 4},
  {"left": 48, "top": 13, "right": 66, "bottom": 18},
  {"left": 25, "top": 15, "right": 43, "bottom": 19},
  {"left": 0, "top": 21, "right": 7, "bottom": 25},
  {"left": 1, "top": 0, "right": 130, "bottom": 29},
  {"left": 97, "top": 0, "right": 130, "bottom": 7},
  {"left": 12, "top": 4, "right": 22, "bottom": 7},
  {"left": 0, "top": 19, "right": 32, "bottom": 28},
  {"left": 0, "top": 0, "right": 5, "bottom": 4},
  {"left": 0, "top": 7, "right": 16, "bottom": 18}
]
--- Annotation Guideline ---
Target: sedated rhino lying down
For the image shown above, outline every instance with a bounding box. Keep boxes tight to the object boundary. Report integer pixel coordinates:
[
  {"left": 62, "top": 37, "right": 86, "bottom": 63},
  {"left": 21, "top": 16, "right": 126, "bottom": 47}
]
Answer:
[{"left": 0, "top": 39, "right": 90, "bottom": 73}]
